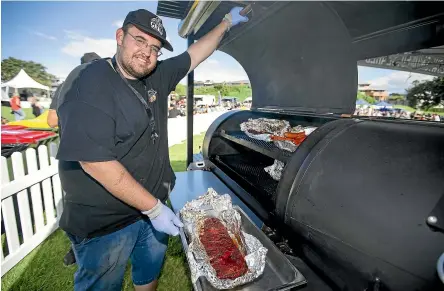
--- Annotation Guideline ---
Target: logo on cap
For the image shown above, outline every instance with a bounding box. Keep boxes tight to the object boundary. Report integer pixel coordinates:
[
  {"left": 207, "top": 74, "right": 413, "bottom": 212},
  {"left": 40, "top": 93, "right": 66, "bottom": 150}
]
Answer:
[{"left": 151, "top": 17, "right": 164, "bottom": 35}]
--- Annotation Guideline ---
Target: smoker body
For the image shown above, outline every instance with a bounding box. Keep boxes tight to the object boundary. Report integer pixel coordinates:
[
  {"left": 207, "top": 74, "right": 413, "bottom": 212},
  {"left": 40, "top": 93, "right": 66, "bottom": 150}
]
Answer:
[{"left": 157, "top": 1, "right": 444, "bottom": 290}]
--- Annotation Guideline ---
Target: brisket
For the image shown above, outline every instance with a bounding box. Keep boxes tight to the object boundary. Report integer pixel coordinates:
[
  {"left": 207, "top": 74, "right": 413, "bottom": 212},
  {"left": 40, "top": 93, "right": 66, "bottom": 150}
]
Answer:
[{"left": 199, "top": 217, "right": 248, "bottom": 279}]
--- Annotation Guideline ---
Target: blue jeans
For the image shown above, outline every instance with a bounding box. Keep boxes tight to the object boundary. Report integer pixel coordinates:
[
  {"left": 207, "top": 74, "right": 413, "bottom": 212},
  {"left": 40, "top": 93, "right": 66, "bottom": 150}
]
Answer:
[
  {"left": 13, "top": 108, "right": 25, "bottom": 121},
  {"left": 66, "top": 218, "right": 168, "bottom": 291}
]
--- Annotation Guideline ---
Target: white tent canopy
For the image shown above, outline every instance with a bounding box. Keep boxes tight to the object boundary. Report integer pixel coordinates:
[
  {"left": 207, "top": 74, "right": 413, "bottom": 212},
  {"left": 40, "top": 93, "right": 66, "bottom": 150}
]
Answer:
[{"left": 1, "top": 69, "right": 49, "bottom": 91}]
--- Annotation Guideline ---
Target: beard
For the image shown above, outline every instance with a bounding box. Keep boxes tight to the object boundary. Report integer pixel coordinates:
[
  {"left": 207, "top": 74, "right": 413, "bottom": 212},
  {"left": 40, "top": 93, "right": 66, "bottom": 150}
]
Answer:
[{"left": 118, "top": 50, "right": 155, "bottom": 79}]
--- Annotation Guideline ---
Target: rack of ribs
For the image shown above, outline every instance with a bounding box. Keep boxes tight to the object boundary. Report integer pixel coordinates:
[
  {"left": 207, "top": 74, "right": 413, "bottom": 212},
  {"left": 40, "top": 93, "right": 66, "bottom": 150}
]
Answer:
[{"left": 199, "top": 217, "right": 248, "bottom": 279}]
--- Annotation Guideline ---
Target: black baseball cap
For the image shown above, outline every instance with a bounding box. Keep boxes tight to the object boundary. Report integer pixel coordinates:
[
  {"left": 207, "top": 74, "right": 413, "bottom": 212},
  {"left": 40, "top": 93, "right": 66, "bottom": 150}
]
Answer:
[{"left": 123, "top": 9, "right": 173, "bottom": 52}]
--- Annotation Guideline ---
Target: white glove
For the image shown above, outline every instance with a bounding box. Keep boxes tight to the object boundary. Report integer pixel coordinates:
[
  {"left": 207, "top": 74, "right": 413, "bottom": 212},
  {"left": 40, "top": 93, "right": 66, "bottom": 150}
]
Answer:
[{"left": 142, "top": 200, "right": 183, "bottom": 236}]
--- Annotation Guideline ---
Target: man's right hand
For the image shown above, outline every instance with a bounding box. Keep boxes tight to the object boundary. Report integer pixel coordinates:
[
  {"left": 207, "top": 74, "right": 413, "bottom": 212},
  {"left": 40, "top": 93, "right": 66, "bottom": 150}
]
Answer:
[{"left": 143, "top": 200, "right": 184, "bottom": 236}]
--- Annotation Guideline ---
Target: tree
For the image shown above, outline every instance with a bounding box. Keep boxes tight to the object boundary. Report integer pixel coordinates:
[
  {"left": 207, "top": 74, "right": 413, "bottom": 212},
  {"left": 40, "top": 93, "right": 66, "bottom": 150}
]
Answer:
[
  {"left": 406, "top": 77, "right": 444, "bottom": 109},
  {"left": 357, "top": 92, "right": 376, "bottom": 104},
  {"left": 213, "top": 84, "right": 229, "bottom": 96},
  {"left": 172, "top": 84, "right": 252, "bottom": 102},
  {"left": 388, "top": 94, "right": 405, "bottom": 101},
  {"left": 1, "top": 57, "right": 56, "bottom": 86}
]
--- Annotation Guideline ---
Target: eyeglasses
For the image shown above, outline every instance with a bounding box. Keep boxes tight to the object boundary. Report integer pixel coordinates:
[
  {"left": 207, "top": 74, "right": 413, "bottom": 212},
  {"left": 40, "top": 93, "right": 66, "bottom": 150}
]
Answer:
[{"left": 126, "top": 32, "right": 163, "bottom": 57}]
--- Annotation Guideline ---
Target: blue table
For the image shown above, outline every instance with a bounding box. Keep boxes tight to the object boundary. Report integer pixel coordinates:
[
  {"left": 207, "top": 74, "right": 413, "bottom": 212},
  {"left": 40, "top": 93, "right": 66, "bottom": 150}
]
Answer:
[{"left": 169, "top": 171, "right": 263, "bottom": 228}]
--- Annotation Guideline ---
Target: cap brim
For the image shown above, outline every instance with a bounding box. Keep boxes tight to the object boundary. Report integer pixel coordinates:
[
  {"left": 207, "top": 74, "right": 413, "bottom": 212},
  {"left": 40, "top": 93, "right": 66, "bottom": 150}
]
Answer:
[{"left": 131, "top": 22, "right": 174, "bottom": 52}]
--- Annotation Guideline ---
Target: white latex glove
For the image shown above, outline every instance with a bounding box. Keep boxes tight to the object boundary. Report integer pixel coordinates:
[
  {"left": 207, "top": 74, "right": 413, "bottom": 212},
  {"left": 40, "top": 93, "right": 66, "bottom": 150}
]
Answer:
[
  {"left": 223, "top": 7, "right": 249, "bottom": 29},
  {"left": 142, "top": 200, "right": 184, "bottom": 236}
]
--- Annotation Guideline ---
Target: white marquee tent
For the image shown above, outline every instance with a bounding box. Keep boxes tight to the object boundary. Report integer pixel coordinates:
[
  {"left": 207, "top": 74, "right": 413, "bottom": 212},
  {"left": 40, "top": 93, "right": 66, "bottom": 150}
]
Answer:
[{"left": 1, "top": 69, "right": 50, "bottom": 96}]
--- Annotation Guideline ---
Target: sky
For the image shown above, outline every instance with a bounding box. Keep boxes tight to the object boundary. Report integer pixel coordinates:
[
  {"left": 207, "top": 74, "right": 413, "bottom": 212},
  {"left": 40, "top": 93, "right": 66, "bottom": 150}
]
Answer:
[{"left": 1, "top": 1, "right": 434, "bottom": 93}]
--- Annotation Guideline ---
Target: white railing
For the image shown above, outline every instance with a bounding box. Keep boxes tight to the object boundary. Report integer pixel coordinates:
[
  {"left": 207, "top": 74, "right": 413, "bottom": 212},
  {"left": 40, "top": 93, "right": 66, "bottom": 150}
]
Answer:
[{"left": 1, "top": 142, "right": 63, "bottom": 276}]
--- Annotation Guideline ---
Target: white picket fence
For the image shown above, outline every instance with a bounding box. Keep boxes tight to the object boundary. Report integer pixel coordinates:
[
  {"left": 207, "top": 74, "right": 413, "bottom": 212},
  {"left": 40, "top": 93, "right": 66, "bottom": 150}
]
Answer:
[{"left": 1, "top": 142, "right": 63, "bottom": 276}]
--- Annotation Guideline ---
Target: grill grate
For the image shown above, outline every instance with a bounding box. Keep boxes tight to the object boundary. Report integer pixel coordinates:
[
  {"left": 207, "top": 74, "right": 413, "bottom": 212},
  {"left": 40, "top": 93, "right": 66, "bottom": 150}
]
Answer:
[
  {"left": 215, "top": 154, "right": 278, "bottom": 200},
  {"left": 219, "top": 130, "right": 292, "bottom": 162}
]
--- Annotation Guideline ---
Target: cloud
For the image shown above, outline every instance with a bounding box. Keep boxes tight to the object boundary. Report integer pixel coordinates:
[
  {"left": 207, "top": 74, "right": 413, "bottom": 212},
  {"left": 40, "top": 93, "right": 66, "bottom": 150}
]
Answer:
[
  {"left": 32, "top": 31, "right": 57, "bottom": 40},
  {"left": 113, "top": 20, "right": 124, "bottom": 28},
  {"left": 177, "top": 58, "right": 247, "bottom": 84},
  {"left": 206, "top": 58, "right": 219, "bottom": 65},
  {"left": 193, "top": 59, "right": 247, "bottom": 82},
  {"left": 45, "top": 63, "right": 74, "bottom": 80},
  {"left": 61, "top": 30, "right": 116, "bottom": 58},
  {"left": 365, "top": 71, "right": 434, "bottom": 93}
]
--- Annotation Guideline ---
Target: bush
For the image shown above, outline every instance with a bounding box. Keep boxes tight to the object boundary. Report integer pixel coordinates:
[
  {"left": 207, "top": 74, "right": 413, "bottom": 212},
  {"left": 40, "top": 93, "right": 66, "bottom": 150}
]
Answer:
[{"left": 357, "top": 92, "right": 376, "bottom": 104}]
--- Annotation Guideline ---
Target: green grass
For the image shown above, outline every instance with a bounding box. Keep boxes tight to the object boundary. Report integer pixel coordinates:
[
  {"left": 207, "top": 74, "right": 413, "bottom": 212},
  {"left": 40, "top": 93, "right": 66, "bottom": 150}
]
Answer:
[
  {"left": 394, "top": 105, "right": 443, "bottom": 115},
  {"left": 1, "top": 133, "right": 206, "bottom": 291},
  {"left": 1, "top": 106, "right": 34, "bottom": 122},
  {"left": 394, "top": 105, "right": 415, "bottom": 112},
  {"left": 169, "top": 133, "right": 206, "bottom": 172},
  {"left": 174, "top": 84, "right": 252, "bottom": 103}
]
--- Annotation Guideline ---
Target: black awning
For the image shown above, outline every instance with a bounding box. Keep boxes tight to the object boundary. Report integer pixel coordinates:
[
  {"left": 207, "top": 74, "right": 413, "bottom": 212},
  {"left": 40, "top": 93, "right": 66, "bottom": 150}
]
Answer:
[
  {"left": 358, "top": 45, "right": 444, "bottom": 77},
  {"left": 157, "top": 1, "right": 444, "bottom": 63},
  {"left": 157, "top": 1, "right": 192, "bottom": 20}
]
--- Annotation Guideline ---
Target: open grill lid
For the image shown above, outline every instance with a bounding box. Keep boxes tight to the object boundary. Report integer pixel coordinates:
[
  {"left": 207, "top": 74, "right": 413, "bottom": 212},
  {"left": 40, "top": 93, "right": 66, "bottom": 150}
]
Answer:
[
  {"left": 158, "top": 1, "right": 444, "bottom": 114},
  {"left": 219, "top": 2, "right": 357, "bottom": 114}
]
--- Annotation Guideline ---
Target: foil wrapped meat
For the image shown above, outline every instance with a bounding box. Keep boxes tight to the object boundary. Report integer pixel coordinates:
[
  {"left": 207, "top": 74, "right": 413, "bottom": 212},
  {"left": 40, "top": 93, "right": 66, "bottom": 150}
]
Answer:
[
  {"left": 240, "top": 118, "right": 291, "bottom": 138},
  {"left": 199, "top": 217, "right": 248, "bottom": 279},
  {"left": 240, "top": 118, "right": 317, "bottom": 152},
  {"left": 180, "top": 188, "right": 268, "bottom": 289}
]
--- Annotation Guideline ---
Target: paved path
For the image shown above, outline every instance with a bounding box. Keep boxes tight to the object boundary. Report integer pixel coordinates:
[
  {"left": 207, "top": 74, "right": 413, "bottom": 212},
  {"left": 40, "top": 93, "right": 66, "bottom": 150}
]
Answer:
[{"left": 167, "top": 111, "right": 227, "bottom": 147}]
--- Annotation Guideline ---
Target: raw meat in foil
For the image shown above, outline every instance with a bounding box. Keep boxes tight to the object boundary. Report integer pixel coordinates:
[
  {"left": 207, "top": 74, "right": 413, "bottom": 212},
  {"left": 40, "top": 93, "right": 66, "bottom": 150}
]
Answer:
[{"left": 199, "top": 217, "right": 248, "bottom": 279}]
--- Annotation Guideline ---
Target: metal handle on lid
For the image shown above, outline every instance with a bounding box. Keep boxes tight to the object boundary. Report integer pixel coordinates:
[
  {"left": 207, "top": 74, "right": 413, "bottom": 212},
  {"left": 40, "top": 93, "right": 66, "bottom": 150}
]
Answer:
[{"left": 240, "top": 3, "right": 253, "bottom": 16}]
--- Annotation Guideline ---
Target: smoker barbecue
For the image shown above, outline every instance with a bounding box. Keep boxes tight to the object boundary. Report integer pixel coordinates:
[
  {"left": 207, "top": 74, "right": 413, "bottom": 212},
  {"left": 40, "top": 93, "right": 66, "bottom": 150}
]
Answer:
[
  {"left": 200, "top": 217, "right": 248, "bottom": 279},
  {"left": 157, "top": 1, "right": 444, "bottom": 290}
]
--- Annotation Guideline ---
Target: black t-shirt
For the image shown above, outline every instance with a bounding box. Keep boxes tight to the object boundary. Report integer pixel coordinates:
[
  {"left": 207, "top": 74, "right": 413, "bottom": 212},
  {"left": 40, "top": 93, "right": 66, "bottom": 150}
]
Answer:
[{"left": 56, "top": 52, "right": 191, "bottom": 238}]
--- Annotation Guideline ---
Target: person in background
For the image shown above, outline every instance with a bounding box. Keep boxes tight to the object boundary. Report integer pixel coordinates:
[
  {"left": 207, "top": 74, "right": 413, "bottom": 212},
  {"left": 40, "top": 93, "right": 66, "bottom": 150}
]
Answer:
[
  {"left": 30, "top": 96, "right": 43, "bottom": 117},
  {"left": 46, "top": 52, "right": 101, "bottom": 267},
  {"left": 10, "top": 93, "right": 25, "bottom": 120},
  {"left": 168, "top": 101, "right": 180, "bottom": 118},
  {"left": 47, "top": 52, "right": 101, "bottom": 128}
]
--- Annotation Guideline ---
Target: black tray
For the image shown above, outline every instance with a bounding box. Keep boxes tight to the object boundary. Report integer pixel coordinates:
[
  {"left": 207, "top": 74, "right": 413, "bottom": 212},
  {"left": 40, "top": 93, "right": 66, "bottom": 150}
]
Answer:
[{"left": 178, "top": 206, "right": 307, "bottom": 291}]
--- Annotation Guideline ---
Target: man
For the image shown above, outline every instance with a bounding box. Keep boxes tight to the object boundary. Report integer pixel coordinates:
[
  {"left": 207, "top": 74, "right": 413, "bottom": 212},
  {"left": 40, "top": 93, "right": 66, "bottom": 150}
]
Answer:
[
  {"left": 168, "top": 101, "right": 180, "bottom": 118},
  {"left": 30, "top": 96, "right": 43, "bottom": 117},
  {"left": 56, "top": 8, "right": 247, "bottom": 291},
  {"left": 10, "top": 93, "right": 25, "bottom": 120},
  {"left": 47, "top": 53, "right": 101, "bottom": 128}
]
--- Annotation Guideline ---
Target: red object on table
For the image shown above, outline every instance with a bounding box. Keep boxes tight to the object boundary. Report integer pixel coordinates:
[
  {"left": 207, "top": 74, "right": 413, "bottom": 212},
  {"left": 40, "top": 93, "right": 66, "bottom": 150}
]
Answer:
[
  {"left": 1, "top": 125, "right": 28, "bottom": 131},
  {"left": 199, "top": 217, "right": 248, "bottom": 279},
  {"left": 1, "top": 129, "right": 57, "bottom": 145}
]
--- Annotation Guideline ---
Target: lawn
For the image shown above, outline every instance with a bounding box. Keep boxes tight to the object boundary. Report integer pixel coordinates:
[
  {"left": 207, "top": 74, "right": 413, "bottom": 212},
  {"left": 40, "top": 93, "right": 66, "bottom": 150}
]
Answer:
[
  {"left": 2, "top": 106, "right": 34, "bottom": 122},
  {"left": 1, "top": 133, "right": 206, "bottom": 291},
  {"left": 394, "top": 105, "right": 416, "bottom": 112},
  {"left": 394, "top": 105, "right": 443, "bottom": 115}
]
